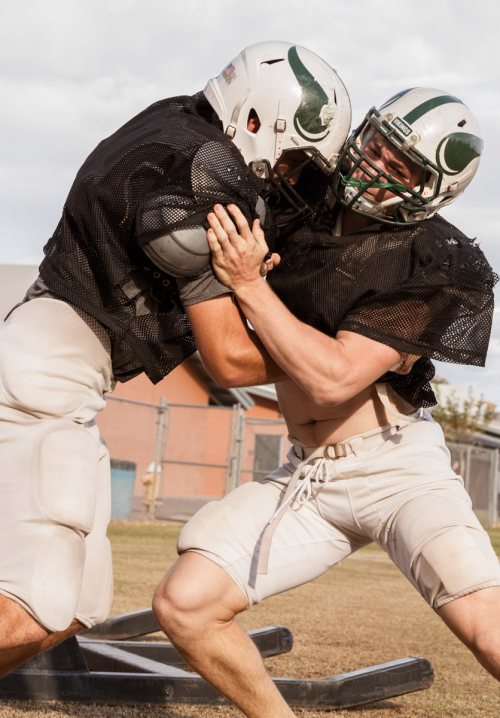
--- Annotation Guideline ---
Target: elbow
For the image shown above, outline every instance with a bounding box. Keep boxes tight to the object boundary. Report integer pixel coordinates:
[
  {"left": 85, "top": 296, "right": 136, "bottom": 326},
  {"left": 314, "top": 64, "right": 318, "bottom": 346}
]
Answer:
[
  {"left": 306, "top": 377, "right": 357, "bottom": 407},
  {"left": 200, "top": 343, "right": 266, "bottom": 389},
  {"left": 202, "top": 357, "right": 249, "bottom": 390},
  {"left": 215, "top": 364, "right": 257, "bottom": 389},
  {"left": 309, "top": 389, "right": 341, "bottom": 407},
  {"left": 213, "top": 371, "right": 244, "bottom": 390},
  {"left": 203, "top": 365, "right": 237, "bottom": 390}
]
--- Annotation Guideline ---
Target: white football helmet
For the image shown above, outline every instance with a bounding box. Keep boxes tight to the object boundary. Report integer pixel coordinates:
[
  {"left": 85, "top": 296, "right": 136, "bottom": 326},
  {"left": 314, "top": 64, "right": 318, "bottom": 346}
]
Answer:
[
  {"left": 334, "top": 87, "right": 483, "bottom": 225},
  {"left": 204, "top": 41, "right": 351, "bottom": 222},
  {"left": 143, "top": 42, "right": 352, "bottom": 278}
]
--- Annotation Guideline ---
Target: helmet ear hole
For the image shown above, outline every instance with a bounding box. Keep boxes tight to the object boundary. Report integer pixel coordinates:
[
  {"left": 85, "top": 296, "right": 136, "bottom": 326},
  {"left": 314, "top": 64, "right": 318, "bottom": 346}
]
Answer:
[{"left": 247, "top": 109, "right": 261, "bottom": 134}]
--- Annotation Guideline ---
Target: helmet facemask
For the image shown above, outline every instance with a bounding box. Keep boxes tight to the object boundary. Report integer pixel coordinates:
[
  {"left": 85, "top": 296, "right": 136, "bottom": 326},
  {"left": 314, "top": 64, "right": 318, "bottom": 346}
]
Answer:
[
  {"left": 334, "top": 108, "right": 444, "bottom": 225},
  {"left": 204, "top": 42, "right": 352, "bottom": 228},
  {"left": 251, "top": 146, "right": 333, "bottom": 227}
]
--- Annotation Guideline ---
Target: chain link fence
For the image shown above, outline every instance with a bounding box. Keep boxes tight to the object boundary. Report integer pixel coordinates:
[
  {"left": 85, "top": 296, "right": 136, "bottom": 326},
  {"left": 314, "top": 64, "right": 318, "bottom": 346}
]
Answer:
[
  {"left": 97, "top": 396, "right": 499, "bottom": 525},
  {"left": 448, "top": 442, "right": 499, "bottom": 525}
]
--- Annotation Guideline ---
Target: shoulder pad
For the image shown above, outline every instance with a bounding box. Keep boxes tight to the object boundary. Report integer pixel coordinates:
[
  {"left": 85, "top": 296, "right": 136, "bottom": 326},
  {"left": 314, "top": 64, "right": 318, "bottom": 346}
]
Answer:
[{"left": 143, "top": 226, "right": 211, "bottom": 278}]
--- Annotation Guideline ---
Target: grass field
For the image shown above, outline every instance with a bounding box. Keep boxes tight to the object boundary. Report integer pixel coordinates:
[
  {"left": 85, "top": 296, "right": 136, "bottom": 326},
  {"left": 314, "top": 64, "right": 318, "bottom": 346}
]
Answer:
[{"left": 1, "top": 524, "right": 500, "bottom": 718}]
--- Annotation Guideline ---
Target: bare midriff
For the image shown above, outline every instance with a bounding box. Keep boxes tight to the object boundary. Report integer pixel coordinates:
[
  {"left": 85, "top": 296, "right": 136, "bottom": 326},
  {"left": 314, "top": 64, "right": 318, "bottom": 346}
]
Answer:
[{"left": 276, "top": 381, "right": 416, "bottom": 447}]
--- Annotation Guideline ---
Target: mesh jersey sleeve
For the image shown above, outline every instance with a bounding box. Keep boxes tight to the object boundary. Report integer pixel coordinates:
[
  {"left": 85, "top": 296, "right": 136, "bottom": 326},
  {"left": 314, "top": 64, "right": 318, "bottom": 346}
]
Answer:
[
  {"left": 134, "top": 140, "right": 271, "bottom": 247},
  {"left": 338, "top": 231, "right": 497, "bottom": 368}
]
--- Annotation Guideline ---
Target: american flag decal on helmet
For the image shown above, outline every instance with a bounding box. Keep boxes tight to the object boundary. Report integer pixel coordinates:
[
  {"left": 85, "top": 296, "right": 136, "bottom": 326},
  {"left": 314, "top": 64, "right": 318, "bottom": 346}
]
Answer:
[{"left": 223, "top": 63, "right": 236, "bottom": 84}]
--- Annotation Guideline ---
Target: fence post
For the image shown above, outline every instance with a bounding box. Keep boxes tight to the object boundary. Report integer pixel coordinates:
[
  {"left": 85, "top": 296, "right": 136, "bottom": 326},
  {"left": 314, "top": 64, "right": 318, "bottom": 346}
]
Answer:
[
  {"left": 487, "top": 449, "right": 499, "bottom": 527},
  {"left": 464, "top": 445, "right": 471, "bottom": 493},
  {"left": 150, "top": 397, "right": 169, "bottom": 519},
  {"left": 225, "top": 404, "right": 238, "bottom": 496},
  {"left": 231, "top": 404, "right": 245, "bottom": 491}
]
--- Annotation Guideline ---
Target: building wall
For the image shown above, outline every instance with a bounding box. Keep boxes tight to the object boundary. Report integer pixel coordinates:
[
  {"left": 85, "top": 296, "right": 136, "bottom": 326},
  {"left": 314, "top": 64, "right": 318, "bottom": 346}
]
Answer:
[
  {"left": 95, "top": 360, "right": 285, "bottom": 503},
  {"left": 110, "top": 359, "right": 208, "bottom": 406},
  {"left": 96, "top": 361, "right": 210, "bottom": 497},
  {"left": 246, "top": 396, "right": 282, "bottom": 420}
]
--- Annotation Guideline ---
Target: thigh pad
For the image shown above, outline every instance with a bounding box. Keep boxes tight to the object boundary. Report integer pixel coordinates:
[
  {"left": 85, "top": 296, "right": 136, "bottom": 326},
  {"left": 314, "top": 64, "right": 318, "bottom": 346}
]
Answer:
[
  {"left": 0, "top": 418, "right": 101, "bottom": 632},
  {"left": 35, "top": 420, "right": 100, "bottom": 533}
]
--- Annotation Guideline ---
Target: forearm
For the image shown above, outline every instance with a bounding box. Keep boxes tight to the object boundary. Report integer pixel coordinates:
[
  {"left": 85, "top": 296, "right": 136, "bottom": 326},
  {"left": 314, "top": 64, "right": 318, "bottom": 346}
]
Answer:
[
  {"left": 205, "top": 203, "right": 404, "bottom": 405},
  {"left": 208, "top": 331, "right": 288, "bottom": 388},
  {"left": 234, "top": 281, "right": 352, "bottom": 404},
  {"left": 186, "top": 297, "right": 287, "bottom": 388}
]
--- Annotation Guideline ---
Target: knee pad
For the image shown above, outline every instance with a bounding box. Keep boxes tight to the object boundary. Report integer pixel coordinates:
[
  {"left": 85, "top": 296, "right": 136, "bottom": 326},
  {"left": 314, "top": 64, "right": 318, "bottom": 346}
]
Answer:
[
  {"left": 30, "top": 526, "right": 87, "bottom": 632},
  {"left": 75, "top": 438, "right": 113, "bottom": 627},
  {"left": 75, "top": 535, "right": 113, "bottom": 627},
  {"left": 28, "top": 420, "right": 101, "bottom": 631}
]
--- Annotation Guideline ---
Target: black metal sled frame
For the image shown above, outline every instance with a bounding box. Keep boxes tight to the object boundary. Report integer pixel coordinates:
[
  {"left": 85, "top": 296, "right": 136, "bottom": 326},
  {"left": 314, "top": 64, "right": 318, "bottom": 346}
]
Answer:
[{"left": 0, "top": 608, "right": 433, "bottom": 709}]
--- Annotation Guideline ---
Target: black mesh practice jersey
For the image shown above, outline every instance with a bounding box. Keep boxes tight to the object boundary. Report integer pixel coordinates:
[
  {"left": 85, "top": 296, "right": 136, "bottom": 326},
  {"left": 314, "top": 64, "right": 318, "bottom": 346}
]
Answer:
[
  {"left": 268, "top": 212, "right": 497, "bottom": 408},
  {"left": 38, "top": 92, "right": 271, "bottom": 384}
]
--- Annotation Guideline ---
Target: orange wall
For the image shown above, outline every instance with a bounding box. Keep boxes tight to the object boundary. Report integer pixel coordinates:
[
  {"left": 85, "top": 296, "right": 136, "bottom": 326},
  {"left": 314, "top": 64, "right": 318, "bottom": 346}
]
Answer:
[
  {"left": 96, "top": 360, "right": 285, "bottom": 499},
  {"left": 247, "top": 396, "right": 282, "bottom": 419},
  {"left": 111, "top": 360, "right": 208, "bottom": 406}
]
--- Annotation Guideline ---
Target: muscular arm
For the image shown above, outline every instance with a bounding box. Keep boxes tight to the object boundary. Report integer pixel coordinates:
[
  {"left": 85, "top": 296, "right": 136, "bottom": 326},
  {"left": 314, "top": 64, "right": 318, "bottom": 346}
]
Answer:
[
  {"left": 185, "top": 294, "right": 288, "bottom": 388},
  {"left": 229, "top": 282, "right": 400, "bottom": 405},
  {"left": 207, "top": 204, "right": 409, "bottom": 406}
]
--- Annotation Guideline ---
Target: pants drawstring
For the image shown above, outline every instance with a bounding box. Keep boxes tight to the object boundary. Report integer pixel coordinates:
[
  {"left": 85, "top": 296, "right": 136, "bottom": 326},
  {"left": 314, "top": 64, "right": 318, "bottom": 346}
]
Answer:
[
  {"left": 256, "top": 409, "right": 421, "bottom": 576},
  {"left": 257, "top": 448, "right": 331, "bottom": 575}
]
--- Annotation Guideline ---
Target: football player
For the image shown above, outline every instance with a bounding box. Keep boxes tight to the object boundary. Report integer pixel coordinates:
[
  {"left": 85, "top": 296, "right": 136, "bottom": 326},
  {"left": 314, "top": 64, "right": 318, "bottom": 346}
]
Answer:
[
  {"left": 154, "top": 89, "right": 500, "bottom": 717},
  {"left": 0, "top": 42, "right": 350, "bottom": 675}
]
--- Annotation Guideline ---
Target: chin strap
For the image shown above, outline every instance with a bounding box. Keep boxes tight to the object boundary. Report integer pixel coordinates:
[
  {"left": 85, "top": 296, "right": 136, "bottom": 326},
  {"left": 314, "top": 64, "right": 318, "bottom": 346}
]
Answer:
[
  {"left": 375, "top": 382, "right": 423, "bottom": 422},
  {"left": 342, "top": 176, "right": 409, "bottom": 192}
]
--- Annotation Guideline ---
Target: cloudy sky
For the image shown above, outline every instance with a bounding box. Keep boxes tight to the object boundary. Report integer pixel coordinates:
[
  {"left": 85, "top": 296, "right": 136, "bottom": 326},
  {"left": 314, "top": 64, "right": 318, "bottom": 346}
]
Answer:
[{"left": 1, "top": 0, "right": 499, "bottom": 401}]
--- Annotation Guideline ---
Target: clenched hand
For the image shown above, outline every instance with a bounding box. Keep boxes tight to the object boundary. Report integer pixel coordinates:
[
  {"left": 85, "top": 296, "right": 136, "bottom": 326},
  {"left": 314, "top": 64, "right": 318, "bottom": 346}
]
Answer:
[{"left": 207, "top": 204, "right": 280, "bottom": 290}]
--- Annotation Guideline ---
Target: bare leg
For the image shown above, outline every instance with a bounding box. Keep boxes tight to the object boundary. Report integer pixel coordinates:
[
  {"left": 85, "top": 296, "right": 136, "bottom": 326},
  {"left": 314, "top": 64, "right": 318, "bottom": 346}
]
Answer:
[
  {"left": 153, "top": 552, "right": 295, "bottom": 718},
  {"left": 0, "top": 593, "right": 84, "bottom": 677},
  {"left": 438, "top": 586, "right": 500, "bottom": 680}
]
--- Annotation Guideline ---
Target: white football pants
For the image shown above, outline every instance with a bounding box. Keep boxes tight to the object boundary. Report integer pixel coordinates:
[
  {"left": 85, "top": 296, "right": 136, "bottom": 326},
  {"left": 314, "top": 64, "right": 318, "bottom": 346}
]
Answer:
[{"left": 0, "top": 298, "right": 114, "bottom": 632}]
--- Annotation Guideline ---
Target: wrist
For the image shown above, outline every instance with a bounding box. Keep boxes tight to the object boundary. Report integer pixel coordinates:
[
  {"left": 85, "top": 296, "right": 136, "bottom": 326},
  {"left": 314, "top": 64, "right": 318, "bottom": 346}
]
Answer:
[{"left": 233, "top": 277, "right": 268, "bottom": 301}]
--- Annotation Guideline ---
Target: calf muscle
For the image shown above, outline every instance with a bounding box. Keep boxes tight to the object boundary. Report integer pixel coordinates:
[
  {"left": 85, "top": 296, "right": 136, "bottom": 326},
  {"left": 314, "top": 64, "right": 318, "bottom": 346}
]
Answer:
[
  {"left": 438, "top": 586, "right": 500, "bottom": 680},
  {"left": 0, "top": 593, "right": 48, "bottom": 650},
  {"left": 0, "top": 593, "right": 84, "bottom": 677},
  {"left": 154, "top": 553, "right": 294, "bottom": 717}
]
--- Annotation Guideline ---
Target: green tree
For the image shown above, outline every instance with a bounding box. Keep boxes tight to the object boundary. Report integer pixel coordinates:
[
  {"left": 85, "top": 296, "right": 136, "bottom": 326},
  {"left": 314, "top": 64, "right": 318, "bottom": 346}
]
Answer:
[{"left": 432, "top": 386, "right": 495, "bottom": 444}]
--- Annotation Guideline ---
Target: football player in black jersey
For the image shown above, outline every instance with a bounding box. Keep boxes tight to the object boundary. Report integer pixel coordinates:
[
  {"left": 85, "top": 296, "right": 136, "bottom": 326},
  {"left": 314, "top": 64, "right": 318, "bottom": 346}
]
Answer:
[
  {"left": 154, "top": 89, "right": 500, "bottom": 718},
  {"left": 0, "top": 42, "right": 351, "bottom": 676}
]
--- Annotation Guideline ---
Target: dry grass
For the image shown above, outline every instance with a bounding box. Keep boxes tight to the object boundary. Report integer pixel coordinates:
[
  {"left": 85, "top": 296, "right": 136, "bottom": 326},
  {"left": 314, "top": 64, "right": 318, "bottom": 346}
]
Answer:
[{"left": 1, "top": 524, "right": 500, "bottom": 718}]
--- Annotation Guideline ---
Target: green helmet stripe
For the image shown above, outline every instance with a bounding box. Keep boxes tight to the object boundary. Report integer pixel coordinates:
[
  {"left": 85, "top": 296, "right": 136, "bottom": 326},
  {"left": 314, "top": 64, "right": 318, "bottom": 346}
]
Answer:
[
  {"left": 288, "top": 46, "right": 330, "bottom": 143},
  {"left": 403, "top": 95, "right": 464, "bottom": 125},
  {"left": 379, "top": 88, "right": 415, "bottom": 111}
]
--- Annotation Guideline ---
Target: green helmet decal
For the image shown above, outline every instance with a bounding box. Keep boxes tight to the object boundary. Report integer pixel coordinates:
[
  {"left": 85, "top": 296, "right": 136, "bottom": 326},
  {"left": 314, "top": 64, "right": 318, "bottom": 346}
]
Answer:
[
  {"left": 436, "top": 132, "right": 483, "bottom": 176},
  {"left": 288, "top": 46, "right": 330, "bottom": 143},
  {"left": 403, "top": 95, "right": 464, "bottom": 125}
]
